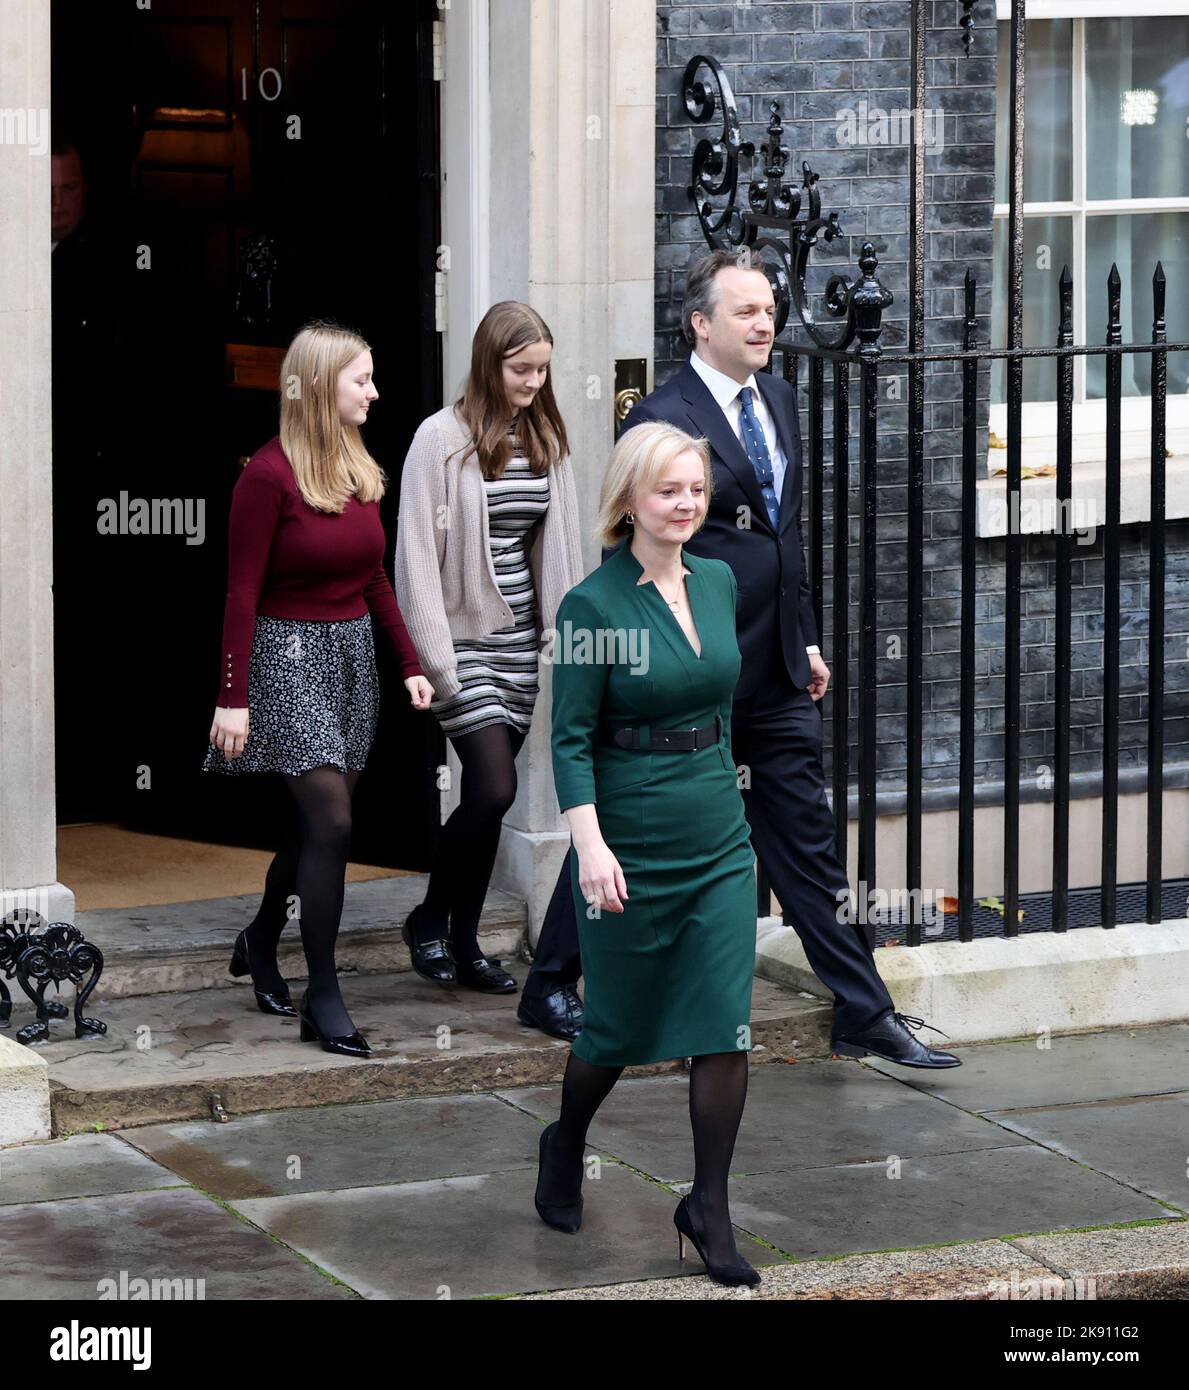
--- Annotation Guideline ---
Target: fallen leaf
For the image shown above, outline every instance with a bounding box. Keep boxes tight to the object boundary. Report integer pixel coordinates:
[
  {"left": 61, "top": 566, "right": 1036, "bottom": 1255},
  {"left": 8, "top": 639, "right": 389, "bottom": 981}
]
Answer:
[{"left": 977, "top": 894, "right": 1025, "bottom": 922}]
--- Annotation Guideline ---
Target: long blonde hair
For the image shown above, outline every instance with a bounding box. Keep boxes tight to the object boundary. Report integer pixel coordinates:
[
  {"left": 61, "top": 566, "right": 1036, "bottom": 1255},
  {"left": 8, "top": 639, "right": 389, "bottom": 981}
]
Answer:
[{"left": 278, "top": 321, "right": 387, "bottom": 512}]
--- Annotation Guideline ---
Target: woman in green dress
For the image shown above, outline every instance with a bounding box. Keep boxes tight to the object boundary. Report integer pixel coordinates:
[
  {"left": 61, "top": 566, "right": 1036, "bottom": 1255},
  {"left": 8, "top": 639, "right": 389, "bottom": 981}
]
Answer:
[{"left": 534, "top": 420, "right": 762, "bottom": 1288}]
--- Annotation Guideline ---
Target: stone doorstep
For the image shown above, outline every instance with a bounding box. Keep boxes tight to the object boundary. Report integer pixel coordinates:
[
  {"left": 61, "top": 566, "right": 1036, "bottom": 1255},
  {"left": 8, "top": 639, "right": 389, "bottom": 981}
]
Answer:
[
  {"left": 756, "top": 915, "right": 1189, "bottom": 1045},
  {"left": 72, "top": 875, "right": 526, "bottom": 1000},
  {"left": 34, "top": 973, "right": 834, "bottom": 1135}
]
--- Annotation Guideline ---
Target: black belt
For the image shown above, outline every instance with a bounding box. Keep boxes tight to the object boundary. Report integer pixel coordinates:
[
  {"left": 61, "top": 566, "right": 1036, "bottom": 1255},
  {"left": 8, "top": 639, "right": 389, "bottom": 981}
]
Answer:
[{"left": 601, "top": 714, "right": 722, "bottom": 752}]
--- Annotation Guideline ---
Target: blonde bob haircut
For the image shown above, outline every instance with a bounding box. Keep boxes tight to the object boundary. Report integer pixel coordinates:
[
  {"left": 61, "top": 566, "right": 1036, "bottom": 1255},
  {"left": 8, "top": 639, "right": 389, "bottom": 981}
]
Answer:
[
  {"left": 595, "top": 420, "right": 713, "bottom": 549},
  {"left": 279, "top": 320, "right": 387, "bottom": 513}
]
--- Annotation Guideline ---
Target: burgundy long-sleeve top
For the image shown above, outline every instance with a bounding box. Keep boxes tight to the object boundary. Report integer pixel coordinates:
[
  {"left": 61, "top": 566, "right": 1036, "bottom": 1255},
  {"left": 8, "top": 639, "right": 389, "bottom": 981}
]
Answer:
[{"left": 216, "top": 437, "right": 424, "bottom": 707}]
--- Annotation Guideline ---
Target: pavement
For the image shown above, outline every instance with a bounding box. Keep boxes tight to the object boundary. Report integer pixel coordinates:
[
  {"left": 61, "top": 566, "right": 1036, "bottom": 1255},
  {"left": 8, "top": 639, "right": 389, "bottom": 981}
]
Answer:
[{"left": 4, "top": 1021, "right": 1188, "bottom": 1300}]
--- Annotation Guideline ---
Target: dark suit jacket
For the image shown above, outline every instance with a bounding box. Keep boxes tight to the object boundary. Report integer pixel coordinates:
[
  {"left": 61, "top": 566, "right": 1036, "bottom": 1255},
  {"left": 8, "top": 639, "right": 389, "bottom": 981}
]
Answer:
[{"left": 620, "top": 355, "right": 819, "bottom": 699}]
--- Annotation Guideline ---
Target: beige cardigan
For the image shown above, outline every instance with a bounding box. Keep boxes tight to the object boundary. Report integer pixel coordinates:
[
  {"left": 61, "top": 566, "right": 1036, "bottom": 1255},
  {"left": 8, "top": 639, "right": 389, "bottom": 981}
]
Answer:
[{"left": 392, "top": 403, "right": 586, "bottom": 702}]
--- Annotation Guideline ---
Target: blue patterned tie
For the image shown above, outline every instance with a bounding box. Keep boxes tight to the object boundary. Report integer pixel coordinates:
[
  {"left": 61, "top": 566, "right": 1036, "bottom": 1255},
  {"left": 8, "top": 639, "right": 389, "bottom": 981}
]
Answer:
[{"left": 737, "top": 387, "right": 780, "bottom": 530}]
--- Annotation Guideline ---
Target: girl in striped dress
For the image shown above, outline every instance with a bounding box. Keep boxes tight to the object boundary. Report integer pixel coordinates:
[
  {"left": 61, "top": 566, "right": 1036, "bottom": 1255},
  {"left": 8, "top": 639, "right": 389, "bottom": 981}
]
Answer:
[
  {"left": 393, "top": 302, "right": 585, "bottom": 993},
  {"left": 433, "top": 437, "right": 550, "bottom": 739}
]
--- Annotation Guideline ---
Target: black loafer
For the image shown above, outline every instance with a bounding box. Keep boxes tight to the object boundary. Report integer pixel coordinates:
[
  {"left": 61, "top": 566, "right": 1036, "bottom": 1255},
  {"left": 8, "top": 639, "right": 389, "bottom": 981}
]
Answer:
[
  {"left": 517, "top": 985, "right": 583, "bottom": 1042},
  {"left": 402, "top": 908, "right": 457, "bottom": 985},
  {"left": 455, "top": 956, "right": 518, "bottom": 993}
]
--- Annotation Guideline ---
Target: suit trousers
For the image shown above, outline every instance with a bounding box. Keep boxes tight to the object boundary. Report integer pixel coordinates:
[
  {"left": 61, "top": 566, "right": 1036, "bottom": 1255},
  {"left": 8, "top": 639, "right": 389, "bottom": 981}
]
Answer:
[{"left": 525, "top": 657, "right": 894, "bottom": 1037}]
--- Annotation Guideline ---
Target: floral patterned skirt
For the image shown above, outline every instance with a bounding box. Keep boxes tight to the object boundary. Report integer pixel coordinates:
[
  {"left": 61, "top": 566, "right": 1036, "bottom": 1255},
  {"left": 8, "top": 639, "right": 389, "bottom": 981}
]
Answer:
[{"left": 202, "top": 614, "right": 379, "bottom": 777}]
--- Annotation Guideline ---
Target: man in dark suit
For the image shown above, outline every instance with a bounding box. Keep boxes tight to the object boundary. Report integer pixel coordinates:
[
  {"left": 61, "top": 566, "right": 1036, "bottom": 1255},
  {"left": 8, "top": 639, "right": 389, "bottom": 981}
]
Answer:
[{"left": 519, "top": 249, "right": 958, "bottom": 1069}]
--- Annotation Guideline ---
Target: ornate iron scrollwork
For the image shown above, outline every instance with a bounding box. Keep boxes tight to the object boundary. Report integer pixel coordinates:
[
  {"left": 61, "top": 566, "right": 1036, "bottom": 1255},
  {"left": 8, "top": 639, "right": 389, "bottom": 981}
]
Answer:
[
  {"left": 682, "top": 55, "right": 891, "bottom": 351},
  {"left": 0, "top": 911, "right": 106, "bottom": 1045},
  {"left": 960, "top": 1, "right": 978, "bottom": 58}
]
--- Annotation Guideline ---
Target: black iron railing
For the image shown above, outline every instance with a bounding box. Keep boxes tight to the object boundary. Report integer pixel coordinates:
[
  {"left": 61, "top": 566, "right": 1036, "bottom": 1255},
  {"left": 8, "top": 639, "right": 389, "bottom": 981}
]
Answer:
[{"left": 682, "top": 2, "right": 1188, "bottom": 943}]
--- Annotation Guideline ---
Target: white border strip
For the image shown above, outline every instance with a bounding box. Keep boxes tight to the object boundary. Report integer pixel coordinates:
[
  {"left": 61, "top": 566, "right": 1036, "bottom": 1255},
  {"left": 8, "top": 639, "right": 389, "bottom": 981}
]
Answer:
[{"left": 996, "top": 1, "right": 1189, "bottom": 18}]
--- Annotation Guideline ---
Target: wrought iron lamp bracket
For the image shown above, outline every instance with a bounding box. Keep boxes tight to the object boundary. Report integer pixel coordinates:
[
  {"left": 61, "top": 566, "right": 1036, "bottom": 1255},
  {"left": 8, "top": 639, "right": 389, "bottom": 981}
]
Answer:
[{"left": 682, "top": 55, "right": 891, "bottom": 352}]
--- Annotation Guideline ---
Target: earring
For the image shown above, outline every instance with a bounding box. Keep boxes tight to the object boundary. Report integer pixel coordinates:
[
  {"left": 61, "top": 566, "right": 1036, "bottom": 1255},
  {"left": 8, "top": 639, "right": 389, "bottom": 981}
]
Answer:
[{"left": 626, "top": 511, "right": 634, "bottom": 524}]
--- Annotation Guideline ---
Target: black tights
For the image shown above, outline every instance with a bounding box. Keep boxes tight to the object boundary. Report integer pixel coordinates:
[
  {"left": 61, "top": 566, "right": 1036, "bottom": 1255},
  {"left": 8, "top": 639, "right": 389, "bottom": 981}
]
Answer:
[
  {"left": 547, "top": 1049, "right": 750, "bottom": 1266},
  {"left": 242, "top": 766, "right": 360, "bottom": 1037},
  {"left": 413, "top": 721, "right": 527, "bottom": 963}
]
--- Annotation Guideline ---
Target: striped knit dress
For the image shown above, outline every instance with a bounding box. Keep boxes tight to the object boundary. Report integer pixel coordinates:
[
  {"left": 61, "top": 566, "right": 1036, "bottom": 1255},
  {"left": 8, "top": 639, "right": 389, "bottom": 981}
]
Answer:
[{"left": 430, "top": 429, "right": 551, "bottom": 737}]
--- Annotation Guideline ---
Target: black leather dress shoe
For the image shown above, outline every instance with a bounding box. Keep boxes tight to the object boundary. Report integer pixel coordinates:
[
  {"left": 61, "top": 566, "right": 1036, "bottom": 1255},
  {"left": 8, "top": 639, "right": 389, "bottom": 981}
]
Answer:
[
  {"left": 517, "top": 985, "right": 583, "bottom": 1042},
  {"left": 402, "top": 907, "right": 456, "bottom": 985},
  {"left": 455, "top": 956, "right": 518, "bottom": 993},
  {"left": 832, "top": 1011, "right": 961, "bottom": 1068},
  {"left": 228, "top": 929, "right": 297, "bottom": 1017}
]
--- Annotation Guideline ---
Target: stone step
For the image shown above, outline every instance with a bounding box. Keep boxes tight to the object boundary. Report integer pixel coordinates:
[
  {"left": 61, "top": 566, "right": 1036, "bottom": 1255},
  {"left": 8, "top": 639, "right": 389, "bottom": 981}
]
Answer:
[
  {"left": 36, "top": 972, "right": 835, "bottom": 1133},
  {"left": 72, "top": 876, "right": 526, "bottom": 1000}
]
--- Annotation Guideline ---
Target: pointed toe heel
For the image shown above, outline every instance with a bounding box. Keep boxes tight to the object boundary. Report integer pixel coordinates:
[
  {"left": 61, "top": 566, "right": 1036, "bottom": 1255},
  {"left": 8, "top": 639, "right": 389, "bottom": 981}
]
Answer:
[
  {"left": 229, "top": 931, "right": 296, "bottom": 1017},
  {"left": 534, "top": 1121, "right": 584, "bottom": 1234},
  {"left": 297, "top": 991, "right": 371, "bottom": 1058},
  {"left": 672, "top": 1196, "right": 760, "bottom": 1288}
]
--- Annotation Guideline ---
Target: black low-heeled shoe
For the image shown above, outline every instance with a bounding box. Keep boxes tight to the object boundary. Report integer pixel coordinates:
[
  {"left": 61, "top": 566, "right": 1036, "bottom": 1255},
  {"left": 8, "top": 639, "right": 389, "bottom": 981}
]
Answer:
[
  {"left": 533, "top": 1121, "right": 584, "bottom": 1234},
  {"left": 673, "top": 1195, "right": 761, "bottom": 1288},
  {"left": 455, "top": 955, "right": 518, "bottom": 994},
  {"left": 402, "top": 906, "right": 457, "bottom": 985},
  {"left": 296, "top": 990, "right": 371, "bottom": 1058},
  {"left": 228, "top": 930, "right": 297, "bottom": 1017}
]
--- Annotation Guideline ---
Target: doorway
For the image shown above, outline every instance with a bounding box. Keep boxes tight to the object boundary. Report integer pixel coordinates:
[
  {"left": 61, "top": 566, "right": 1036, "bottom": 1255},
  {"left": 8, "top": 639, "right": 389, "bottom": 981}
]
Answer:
[{"left": 51, "top": 0, "right": 443, "bottom": 883}]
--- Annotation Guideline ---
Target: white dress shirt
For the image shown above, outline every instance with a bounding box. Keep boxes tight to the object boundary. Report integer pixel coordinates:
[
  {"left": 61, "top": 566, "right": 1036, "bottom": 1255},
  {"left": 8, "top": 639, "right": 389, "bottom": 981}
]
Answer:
[{"left": 689, "top": 351, "right": 820, "bottom": 656}]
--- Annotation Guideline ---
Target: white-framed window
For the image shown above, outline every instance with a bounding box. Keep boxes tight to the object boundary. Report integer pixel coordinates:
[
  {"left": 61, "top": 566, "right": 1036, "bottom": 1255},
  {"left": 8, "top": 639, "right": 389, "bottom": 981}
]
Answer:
[{"left": 977, "top": 1, "right": 1189, "bottom": 531}]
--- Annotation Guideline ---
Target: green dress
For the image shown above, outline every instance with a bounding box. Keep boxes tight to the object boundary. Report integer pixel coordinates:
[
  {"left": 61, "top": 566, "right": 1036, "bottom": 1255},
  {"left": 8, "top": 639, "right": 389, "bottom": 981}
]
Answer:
[{"left": 550, "top": 543, "right": 757, "bottom": 1066}]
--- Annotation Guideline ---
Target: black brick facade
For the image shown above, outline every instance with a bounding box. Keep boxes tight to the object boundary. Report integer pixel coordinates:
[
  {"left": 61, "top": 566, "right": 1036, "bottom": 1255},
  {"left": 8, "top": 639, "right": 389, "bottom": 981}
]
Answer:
[{"left": 654, "top": 0, "right": 1189, "bottom": 810}]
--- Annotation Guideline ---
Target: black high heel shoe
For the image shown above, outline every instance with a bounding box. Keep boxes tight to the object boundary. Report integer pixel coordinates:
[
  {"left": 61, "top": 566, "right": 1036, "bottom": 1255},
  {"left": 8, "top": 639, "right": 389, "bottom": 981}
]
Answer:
[
  {"left": 533, "top": 1121, "right": 584, "bottom": 1234},
  {"left": 673, "top": 1194, "right": 761, "bottom": 1288},
  {"left": 297, "top": 989, "right": 371, "bottom": 1058},
  {"left": 401, "top": 905, "right": 457, "bottom": 985},
  {"left": 228, "top": 930, "right": 296, "bottom": 1017}
]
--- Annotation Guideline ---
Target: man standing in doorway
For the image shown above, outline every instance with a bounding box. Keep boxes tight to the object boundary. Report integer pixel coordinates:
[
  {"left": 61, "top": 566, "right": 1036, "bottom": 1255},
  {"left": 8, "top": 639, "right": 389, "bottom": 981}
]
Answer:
[{"left": 519, "top": 249, "right": 959, "bottom": 1070}]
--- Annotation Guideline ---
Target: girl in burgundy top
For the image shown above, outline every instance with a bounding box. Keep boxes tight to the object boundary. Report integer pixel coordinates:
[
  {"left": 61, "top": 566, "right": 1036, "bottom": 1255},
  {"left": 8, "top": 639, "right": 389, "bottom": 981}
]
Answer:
[{"left": 204, "top": 321, "right": 432, "bottom": 1055}]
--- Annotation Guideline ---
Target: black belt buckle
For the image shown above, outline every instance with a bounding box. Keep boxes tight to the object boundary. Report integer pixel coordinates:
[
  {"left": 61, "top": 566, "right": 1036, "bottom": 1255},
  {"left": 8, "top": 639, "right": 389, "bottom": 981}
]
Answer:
[{"left": 606, "top": 714, "right": 721, "bottom": 752}]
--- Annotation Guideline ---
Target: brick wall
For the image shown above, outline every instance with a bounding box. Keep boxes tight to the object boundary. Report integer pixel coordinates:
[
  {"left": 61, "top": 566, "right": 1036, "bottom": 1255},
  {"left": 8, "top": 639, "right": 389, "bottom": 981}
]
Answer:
[{"left": 654, "top": 0, "right": 1189, "bottom": 811}]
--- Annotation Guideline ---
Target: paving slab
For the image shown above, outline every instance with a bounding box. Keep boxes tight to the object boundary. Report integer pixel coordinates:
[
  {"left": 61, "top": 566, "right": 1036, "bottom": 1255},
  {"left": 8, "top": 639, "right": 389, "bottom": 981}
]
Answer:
[
  {"left": 498, "top": 1060, "right": 1021, "bottom": 1184},
  {"left": 862, "top": 1023, "right": 1189, "bottom": 1111},
  {"left": 986, "top": 1091, "right": 1189, "bottom": 1211},
  {"left": 725, "top": 1144, "right": 1174, "bottom": 1261},
  {"left": 70, "top": 877, "right": 525, "bottom": 999},
  {"left": 0, "top": 1132, "right": 184, "bottom": 1206},
  {"left": 37, "top": 974, "right": 829, "bottom": 1132},
  {"left": 118, "top": 1094, "right": 545, "bottom": 1199},
  {"left": 0, "top": 1187, "right": 355, "bottom": 1300},
  {"left": 230, "top": 1162, "right": 784, "bottom": 1299}
]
